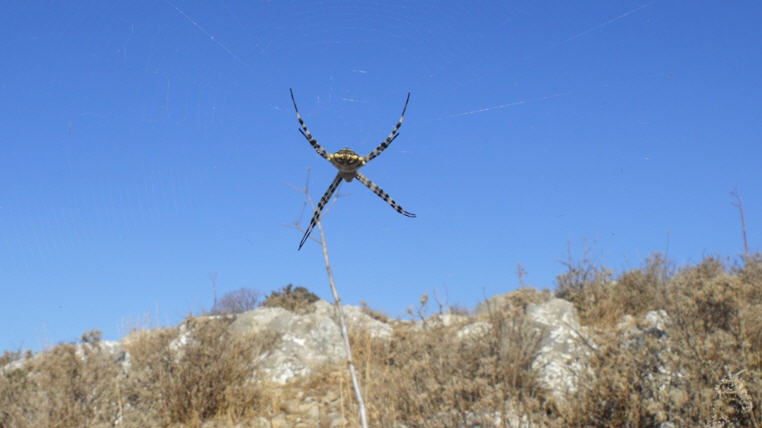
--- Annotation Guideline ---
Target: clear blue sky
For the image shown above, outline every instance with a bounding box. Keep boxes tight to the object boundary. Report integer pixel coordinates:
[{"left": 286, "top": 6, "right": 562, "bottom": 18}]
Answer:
[{"left": 1, "top": 1, "right": 760, "bottom": 352}]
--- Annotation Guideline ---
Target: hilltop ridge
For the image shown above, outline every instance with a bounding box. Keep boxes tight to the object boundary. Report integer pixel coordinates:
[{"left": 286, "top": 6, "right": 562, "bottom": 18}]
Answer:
[{"left": 2, "top": 254, "right": 761, "bottom": 427}]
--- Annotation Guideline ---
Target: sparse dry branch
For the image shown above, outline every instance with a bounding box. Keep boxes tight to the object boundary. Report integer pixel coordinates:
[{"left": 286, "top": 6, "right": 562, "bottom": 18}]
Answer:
[
  {"left": 288, "top": 168, "right": 369, "bottom": 428},
  {"left": 731, "top": 189, "right": 750, "bottom": 261},
  {"left": 212, "top": 287, "right": 260, "bottom": 314}
]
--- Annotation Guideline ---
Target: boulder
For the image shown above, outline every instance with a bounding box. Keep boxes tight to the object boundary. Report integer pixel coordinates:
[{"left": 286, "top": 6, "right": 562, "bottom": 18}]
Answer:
[
  {"left": 526, "top": 297, "right": 592, "bottom": 403},
  {"left": 228, "top": 299, "right": 391, "bottom": 383}
]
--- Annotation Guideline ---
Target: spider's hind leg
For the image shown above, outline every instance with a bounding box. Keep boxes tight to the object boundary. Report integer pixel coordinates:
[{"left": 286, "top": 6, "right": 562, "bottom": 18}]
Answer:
[{"left": 355, "top": 172, "right": 416, "bottom": 218}]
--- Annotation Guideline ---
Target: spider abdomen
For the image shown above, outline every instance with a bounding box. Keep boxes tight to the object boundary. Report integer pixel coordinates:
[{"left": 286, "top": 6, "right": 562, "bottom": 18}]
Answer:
[{"left": 329, "top": 148, "right": 366, "bottom": 181}]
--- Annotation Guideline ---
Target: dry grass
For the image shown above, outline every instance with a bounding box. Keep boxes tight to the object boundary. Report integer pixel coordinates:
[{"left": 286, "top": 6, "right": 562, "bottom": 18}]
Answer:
[
  {"left": 556, "top": 251, "right": 672, "bottom": 328},
  {"left": 1, "top": 317, "right": 276, "bottom": 428},
  {"left": 559, "top": 253, "right": 762, "bottom": 427},
  {"left": 302, "top": 289, "right": 556, "bottom": 427},
  {"left": 122, "top": 316, "right": 278, "bottom": 427},
  {"left": 2, "top": 254, "right": 761, "bottom": 427},
  {"left": 1, "top": 340, "right": 121, "bottom": 428}
]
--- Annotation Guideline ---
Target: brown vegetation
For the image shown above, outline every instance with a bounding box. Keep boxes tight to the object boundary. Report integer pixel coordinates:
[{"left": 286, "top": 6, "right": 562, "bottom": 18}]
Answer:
[
  {"left": 261, "top": 283, "right": 320, "bottom": 314},
  {"left": 345, "top": 297, "right": 552, "bottom": 427},
  {"left": 1, "top": 254, "right": 761, "bottom": 427},
  {"left": 557, "top": 253, "right": 762, "bottom": 427},
  {"left": 1, "top": 317, "right": 276, "bottom": 428}
]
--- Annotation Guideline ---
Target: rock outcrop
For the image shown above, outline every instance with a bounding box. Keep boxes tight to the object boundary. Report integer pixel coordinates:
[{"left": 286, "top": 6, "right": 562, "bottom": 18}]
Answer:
[{"left": 228, "top": 299, "right": 391, "bottom": 383}]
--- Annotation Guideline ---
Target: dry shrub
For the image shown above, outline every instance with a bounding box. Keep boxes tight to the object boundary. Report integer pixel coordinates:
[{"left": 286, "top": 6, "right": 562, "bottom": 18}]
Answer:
[
  {"left": 712, "top": 369, "right": 757, "bottom": 427},
  {"left": 737, "top": 255, "right": 762, "bottom": 369},
  {"left": 670, "top": 259, "right": 741, "bottom": 336},
  {"left": 613, "top": 253, "right": 672, "bottom": 314},
  {"left": 211, "top": 287, "right": 261, "bottom": 315},
  {"left": 0, "top": 338, "right": 120, "bottom": 428},
  {"left": 736, "top": 253, "right": 762, "bottom": 307},
  {"left": 563, "top": 324, "right": 687, "bottom": 426},
  {"left": 317, "top": 301, "right": 554, "bottom": 427},
  {"left": 563, "top": 255, "right": 762, "bottom": 426},
  {"left": 80, "top": 328, "right": 103, "bottom": 344},
  {"left": 554, "top": 249, "right": 616, "bottom": 326},
  {"left": 0, "top": 350, "right": 23, "bottom": 368},
  {"left": 742, "top": 303, "right": 762, "bottom": 369},
  {"left": 556, "top": 252, "right": 671, "bottom": 328},
  {"left": 448, "top": 303, "right": 471, "bottom": 316},
  {"left": 359, "top": 300, "right": 390, "bottom": 323},
  {"left": 262, "top": 284, "right": 319, "bottom": 314},
  {"left": 1, "top": 318, "right": 275, "bottom": 428},
  {"left": 122, "top": 316, "right": 275, "bottom": 426},
  {"left": 660, "top": 257, "right": 761, "bottom": 425}
]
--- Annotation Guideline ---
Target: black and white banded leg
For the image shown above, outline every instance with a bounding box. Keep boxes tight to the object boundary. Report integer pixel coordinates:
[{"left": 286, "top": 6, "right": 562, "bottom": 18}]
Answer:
[
  {"left": 298, "top": 173, "right": 343, "bottom": 250},
  {"left": 354, "top": 172, "right": 416, "bottom": 218},
  {"left": 290, "top": 89, "right": 416, "bottom": 250},
  {"left": 364, "top": 92, "right": 411, "bottom": 163},
  {"left": 290, "top": 88, "right": 330, "bottom": 161}
]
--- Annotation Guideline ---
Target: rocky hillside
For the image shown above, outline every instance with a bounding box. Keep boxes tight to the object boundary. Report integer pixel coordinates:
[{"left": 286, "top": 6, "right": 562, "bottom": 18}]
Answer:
[{"left": 1, "top": 255, "right": 761, "bottom": 427}]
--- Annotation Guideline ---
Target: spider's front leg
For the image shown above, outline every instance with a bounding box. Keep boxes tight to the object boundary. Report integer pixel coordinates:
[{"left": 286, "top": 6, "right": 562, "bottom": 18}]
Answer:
[
  {"left": 364, "top": 92, "right": 411, "bottom": 163},
  {"left": 290, "top": 89, "right": 331, "bottom": 161}
]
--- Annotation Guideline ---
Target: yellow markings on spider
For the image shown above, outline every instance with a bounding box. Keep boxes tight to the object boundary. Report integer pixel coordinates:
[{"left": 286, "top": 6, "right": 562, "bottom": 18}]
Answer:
[{"left": 289, "top": 89, "right": 416, "bottom": 250}]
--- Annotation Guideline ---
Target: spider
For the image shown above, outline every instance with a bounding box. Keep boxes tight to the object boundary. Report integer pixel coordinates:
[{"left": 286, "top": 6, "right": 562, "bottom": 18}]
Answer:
[{"left": 290, "top": 89, "right": 416, "bottom": 250}]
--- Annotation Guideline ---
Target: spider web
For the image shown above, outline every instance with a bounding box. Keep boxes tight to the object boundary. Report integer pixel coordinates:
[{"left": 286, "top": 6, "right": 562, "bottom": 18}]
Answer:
[{"left": 9, "top": 0, "right": 748, "bottom": 355}]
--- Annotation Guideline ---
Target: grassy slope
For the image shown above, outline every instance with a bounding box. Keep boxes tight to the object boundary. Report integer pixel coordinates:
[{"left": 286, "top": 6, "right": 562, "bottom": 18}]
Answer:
[{"left": 1, "top": 254, "right": 761, "bottom": 427}]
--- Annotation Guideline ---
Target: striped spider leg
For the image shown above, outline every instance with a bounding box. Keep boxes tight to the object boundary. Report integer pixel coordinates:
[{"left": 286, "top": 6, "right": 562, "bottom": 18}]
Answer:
[
  {"left": 290, "top": 89, "right": 416, "bottom": 250},
  {"left": 298, "top": 173, "right": 343, "bottom": 250},
  {"left": 290, "top": 89, "right": 330, "bottom": 161},
  {"left": 364, "top": 92, "right": 410, "bottom": 163},
  {"left": 354, "top": 172, "right": 416, "bottom": 218}
]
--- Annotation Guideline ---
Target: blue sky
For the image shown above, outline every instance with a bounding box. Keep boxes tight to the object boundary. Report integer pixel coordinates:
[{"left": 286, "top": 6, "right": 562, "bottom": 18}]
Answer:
[{"left": 1, "top": 1, "right": 760, "bottom": 352}]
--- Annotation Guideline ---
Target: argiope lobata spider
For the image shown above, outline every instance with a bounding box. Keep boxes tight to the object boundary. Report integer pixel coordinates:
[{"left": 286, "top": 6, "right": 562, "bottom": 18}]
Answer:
[{"left": 290, "top": 89, "right": 416, "bottom": 250}]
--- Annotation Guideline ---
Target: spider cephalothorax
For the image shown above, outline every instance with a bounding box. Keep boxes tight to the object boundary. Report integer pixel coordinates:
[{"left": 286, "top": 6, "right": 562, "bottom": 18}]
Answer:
[{"left": 290, "top": 89, "right": 416, "bottom": 250}]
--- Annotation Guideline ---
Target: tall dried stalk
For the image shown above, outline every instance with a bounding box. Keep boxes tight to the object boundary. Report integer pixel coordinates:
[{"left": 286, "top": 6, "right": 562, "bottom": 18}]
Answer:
[
  {"left": 731, "top": 189, "right": 750, "bottom": 261},
  {"left": 287, "top": 170, "right": 369, "bottom": 428}
]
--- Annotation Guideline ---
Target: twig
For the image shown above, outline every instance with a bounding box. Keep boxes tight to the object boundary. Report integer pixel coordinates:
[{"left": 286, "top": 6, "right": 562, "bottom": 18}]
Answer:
[
  {"left": 288, "top": 169, "right": 369, "bottom": 428},
  {"left": 730, "top": 189, "right": 750, "bottom": 261}
]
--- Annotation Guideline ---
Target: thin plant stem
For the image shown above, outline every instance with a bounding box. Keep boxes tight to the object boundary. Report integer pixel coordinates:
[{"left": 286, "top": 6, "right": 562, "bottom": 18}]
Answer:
[
  {"left": 297, "top": 171, "right": 369, "bottom": 428},
  {"left": 314, "top": 214, "right": 369, "bottom": 428},
  {"left": 731, "top": 190, "right": 750, "bottom": 261}
]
